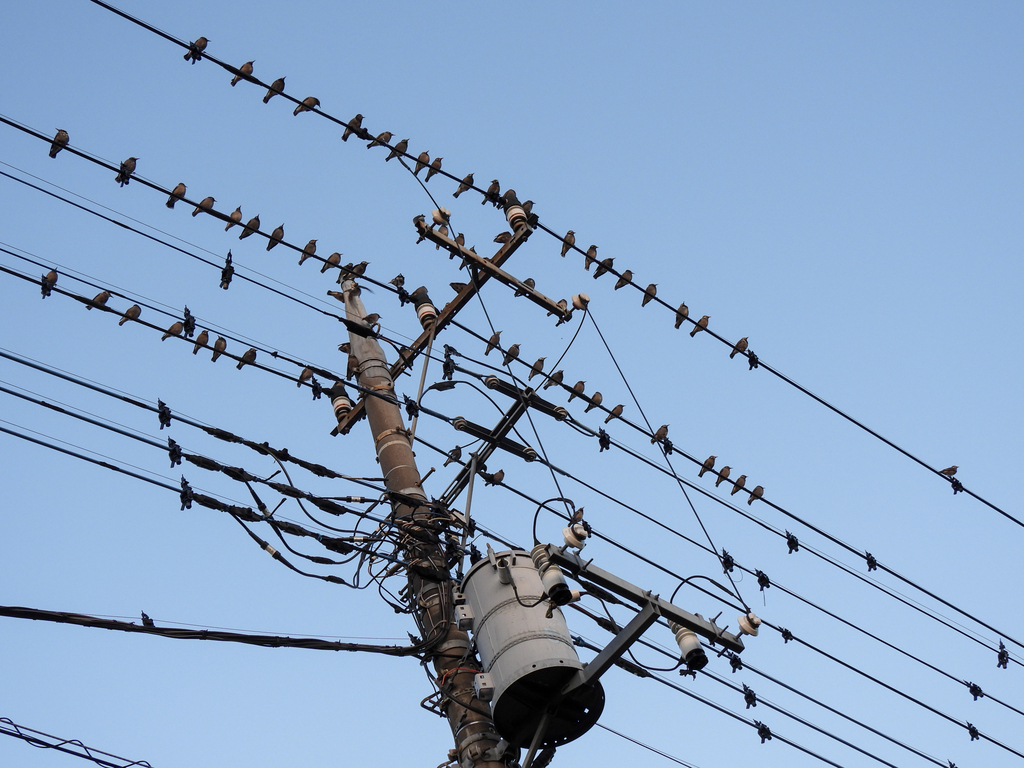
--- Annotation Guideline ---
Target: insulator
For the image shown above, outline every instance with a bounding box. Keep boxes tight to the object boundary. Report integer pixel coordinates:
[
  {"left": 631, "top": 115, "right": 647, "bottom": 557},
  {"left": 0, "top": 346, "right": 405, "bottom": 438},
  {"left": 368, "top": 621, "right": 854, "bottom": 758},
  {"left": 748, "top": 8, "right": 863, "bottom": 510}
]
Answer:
[
  {"left": 563, "top": 523, "right": 588, "bottom": 550},
  {"left": 328, "top": 381, "right": 352, "bottom": 424},
  {"left": 411, "top": 286, "right": 438, "bottom": 330},
  {"left": 737, "top": 612, "right": 762, "bottom": 637},
  {"left": 572, "top": 293, "right": 590, "bottom": 310},
  {"left": 669, "top": 621, "right": 709, "bottom": 671},
  {"left": 531, "top": 544, "right": 571, "bottom": 605},
  {"left": 502, "top": 190, "right": 528, "bottom": 231}
]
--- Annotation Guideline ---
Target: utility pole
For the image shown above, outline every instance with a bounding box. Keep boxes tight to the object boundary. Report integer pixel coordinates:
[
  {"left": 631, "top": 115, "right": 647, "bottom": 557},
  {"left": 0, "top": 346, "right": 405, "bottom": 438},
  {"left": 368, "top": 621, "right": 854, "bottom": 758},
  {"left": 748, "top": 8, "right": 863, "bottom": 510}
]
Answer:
[{"left": 338, "top": 278, "right": 508, "bottom": 768}]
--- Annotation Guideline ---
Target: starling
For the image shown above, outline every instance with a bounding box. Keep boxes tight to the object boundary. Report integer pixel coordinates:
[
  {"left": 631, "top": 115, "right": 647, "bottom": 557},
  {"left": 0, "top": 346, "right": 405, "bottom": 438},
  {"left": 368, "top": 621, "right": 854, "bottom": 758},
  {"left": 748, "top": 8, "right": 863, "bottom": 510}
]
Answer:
[
  {"left": 455, "top": 232, "right": 466, "bottom": 247},
  {"left": 584, "top": 244, "right": 598, "bottom": 271},
  {"left": 326, "top": 290, "right": 344, "bottom": 302},
  {"left": 225, "top": 206, "right": 243, "bottom": 231},
  {"left": 298, "top": 239, "right": 318, "bottom": 265},
  {"left": 183, "top": 36, "right": 208, "bottom": 63},
  {"left": 413, "top": 151, "right": 430, "bottom": 176},
  {"left": 338, "top": 342, "right": 351, "bottom": 355},
  {"left": 450, "top": 281, "right": 467, "bottom": 294},
  {"left": 674, "top": 303, "right": 689, "bottom": 329},
  {"left": 425, "top": 156, "right": 443, "bottom": 182},
  {"left": 166, "top": 182, "right": 186, "bottom": 208},
  {"left": 367, "top": 130, "right": 392, "bottom": 149},
  {"left": 514, "top": 278, "right": 536, "bottom": 297},
  {"left": 230, "top": 60, "right": 254, "bottom": 86},
  {"left": 239, "top": 214, "right": 260, "bottom": 239},
  {"left": 349, "top": 260, "right": 369, "bottom": 276},
  {"left": 731, "top": 475, "right": 747, "bottom": 496},
  {"left": 220, "top": 252, "right": 234, "bottom": 289},
  {"left": 642, "top": 283, "right": 657, "bottom": 306},
  {"left": 522, "top": 200, "right": 534, "bottom": 215},
  {"left": 651, "top": 424, "right": 669, "bottom": 444},
  {"left": 41, "top": 269, "right": 57, "bottom": 298},
  {"left": 115, "top": 157, "right": 138, "bottom": 187},
  {"left": 730, "top": 337, "right": 749, "bottom": 359},
  {"left": 593, "top": 257, "right": 614, "bottom": 279},
  {"left": 342, "top": 114, "right": 365, "bottom": 141},
  {"left": 192, "top": 329, "right": 209, "bottom": 354},
  {"left": 386, "top": 138, "right": 409, "bottom": 162},
  {"left": 49, "top": 129, "right": 69, "bottom": 158},
  {"left": 748, "top": 486, "right": 764, "bottom": 505},
  {"left": 715, "top": 466, "right": 732, "bottom": 488},
  {"left": 161, "top": 321, "right": 184, "bottom": 341},
  {"left": 346, "top": 353, "right": 359, "bottom": 379},
  {"left": 483, "top": 179, "right": 500, "bottom": 205},
  {"left": 543, "top": 369, "right": 564, "bottom": 390},
  {"left": 561, "top": 230, "right": 575, "bottom": 257},
  {"left": 212, "top": 336, "right": 226, "bottom": 362},
  {"left": 444, "top": 445, "right": 462, "bottom": 467},
  {"left": 584, "top": 391, "right": 603, "bottom": 413},
  {"left": 454, "top": 173, "right": 474, "bottom": 198},
  {"left": 293, "top": 96, "right": 320, "bottom": 116},
  {"left": 119, "top": 304, "right": 141, "bottom": 326},
  {"left": 698, "top": 455, "right": 716, "bottom": 477},
  {"left": 528, "top": 357, "right": 546, "bottom": 381},
  {"left": 568, "top": 380, "right": 586, "bottom": 402},
  {"left": 390, "top": 273, "right": 405, "bottom": 289},
  {"left": 191, "top": 196, "right": 215, "bottom": 217},
  {"left": 614, "top": 270, "right": 633, "bottom": 290},
  {"left": 237, "top": 347, "right": 257, "bottom": 370},
  {"left": 87, "top": 290, "right": 111, "bottom": 310},
  {"left": 321, "top": 252, "right": 342, "bottom": 273},
  {"left": 605, "top": 404, "right": 624, "bottom": 423},
  {"left": 362, "top": 313, "right": 381, "bottom": 329},
  {"left": 940, "top": 465, "right": 958, "bottom": 477},
  {"left": 436, "top": 223, "right": 449, "bottom": 247},
  {"left": 494, "top": 231, "right": 512, "bottom": 244},
  {"left": 547, "top": 298, "right": 569, "bottom": 320},
  {"left": 267, "top": 224, "right": 284, "bottom": 251},
  {"left": 690, "top": 315, "right": 709, "bottom": 337},
  {"left": 502, "top": 343, "right": 520, "bottom": 366},
  {"left": 263, "top": 76, "right": 286, "bottom": 104},
  {"left": 485, "top": 331, "right": 501, "bottom": 356},
  {"left": 484, "top": 468, "right": 505, "bottom": 486},
  {"left": 298, "top": 367, "right": 314, "bottom": 387},
  {"left": 141, "top": 611, "right": 154, "bottom": 628}
]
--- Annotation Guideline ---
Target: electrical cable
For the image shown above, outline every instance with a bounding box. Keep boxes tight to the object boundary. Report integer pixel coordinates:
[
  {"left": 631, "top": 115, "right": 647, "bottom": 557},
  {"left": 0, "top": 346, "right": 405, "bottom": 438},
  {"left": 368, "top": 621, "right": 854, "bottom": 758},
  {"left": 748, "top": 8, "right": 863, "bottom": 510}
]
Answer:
[{"left": 0, "top": 717, "right": 153, "bottom": 768}]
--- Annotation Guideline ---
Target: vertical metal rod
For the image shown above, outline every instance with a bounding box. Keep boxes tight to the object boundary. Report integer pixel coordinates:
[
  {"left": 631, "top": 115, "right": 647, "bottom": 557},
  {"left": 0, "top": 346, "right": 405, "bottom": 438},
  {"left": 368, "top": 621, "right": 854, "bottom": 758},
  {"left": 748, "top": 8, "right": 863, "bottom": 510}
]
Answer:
[{"left": 521, "top": 709, "right": 552, "bottom": 768}]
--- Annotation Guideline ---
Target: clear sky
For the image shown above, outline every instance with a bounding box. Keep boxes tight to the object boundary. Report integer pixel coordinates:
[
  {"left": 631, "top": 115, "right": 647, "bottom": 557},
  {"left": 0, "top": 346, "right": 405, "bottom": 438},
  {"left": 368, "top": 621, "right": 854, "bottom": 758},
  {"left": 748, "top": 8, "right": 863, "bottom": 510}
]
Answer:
[{"left": 1, "top": 2, "right": 1022, "bottom": 767}]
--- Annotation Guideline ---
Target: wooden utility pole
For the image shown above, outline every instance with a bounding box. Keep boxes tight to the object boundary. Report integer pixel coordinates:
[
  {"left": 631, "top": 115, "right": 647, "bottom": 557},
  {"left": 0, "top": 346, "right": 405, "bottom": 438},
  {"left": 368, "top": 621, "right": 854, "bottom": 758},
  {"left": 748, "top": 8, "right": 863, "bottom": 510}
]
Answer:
[{"left": 339, "top": 278, "right": 509, "bottom": 768}]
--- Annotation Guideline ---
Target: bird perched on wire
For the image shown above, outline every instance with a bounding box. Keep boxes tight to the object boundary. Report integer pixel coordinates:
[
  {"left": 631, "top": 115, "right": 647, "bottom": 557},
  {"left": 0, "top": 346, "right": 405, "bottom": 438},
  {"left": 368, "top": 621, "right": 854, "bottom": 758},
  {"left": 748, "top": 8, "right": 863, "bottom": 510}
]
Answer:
[
  {"left": 267, "top": 224, "right": 284, "bottom": 251},
  {"left": 298, "top": 239, "right": 317, "bottom": 265},
  {"left": 560, "top": 230, "right": 575, "bottom": 257},
  {"left": 141, "top": 611, "right": 155, "bottom": 628},
  {"left": 212, "top": 336, "right": 226, "bottom": 362},
  {"left": 192, "top": 329, "right": 209, "bottom": 355},
  {"left": 483, "top": 179, "right": 500, "bottom": 205},
  {"left": 114, "top": 157, "right": 138, "bottom": 187},
  {"left": 674, "top": 303, "right": 689, "bottom": 329},
  {"left": 502, "top": 343, "right": 520, "bottom": 366},
  {"left": 263, "top": 76, "right": 286, "bottom": 103},
  {"left": 540, "top": 370, "right": 562, "bottom": 392},
  {"left": 605, "top": 404, "right": 624, "bottom": 424},
  {"left": 593, "top": 257, "right": 614, "bottom": 279},
  {"left": 293, "top": 96, "right": 320, "bottom": 116},
  {"left": 731, "top": 337, "right": 749, "bottom": 359},
  {"left": 237, "top": 347, "right": 257, "bottom": 370},
  {"left": 49, "top": 129, "right": 69, "bottom": 158},
  {"left": 485, "top": 331, "right": 501, "bottom": 356},
  {"left": 413, "top": 151, "right": 430, "bottom": 176},
  {"left": 165, "top": 183, "right": 186, "bottom": 208},
  {"left": 161, "top": 321, "right": 184, "bottom": 341},
  {"left": 40, "top": 269, "right": 57, "bottom": 298},
  {"left": 454, "top": 173, "right": 474, "bottom": 198},
  {"left": 715, "top": 466, "right": 732, "bottom": 488},
  {"left": 940, "top": 465, "right": 958, "bottom": 477},
  {"left": 389, "top": 273, "right": 405, "bottom": 290},
  {"left": 320, "top": 252, "right": 341, "bottom": 274},
  {"left": 191, "top": 196, "right": 215, "bottom": 217},
  {"left": 224, "top": 206, "right": 242, "bottom": 231},
  {"left": 698, "top": 455, "right": 716, "bottom": 477},
  {"left": 341, "top": 114, "right": 365, "bottom": 141},
  {"left": 690, "top": 315, "right": 709, "bottom": 337},
  {"left": 642, "top": 284, "right": 658, "bottom": 306},
  {"left": 569, "top": 380, "right": 586, "bottom": 402},
  {"left": 87, "top": 290, "right": 111, "bottom": 310},
  {"left": 239, "top": 214, "right": 260, "bottom": 239},
  {"left": 362, "top": 313, "right": 381, "bottom": 333},
  {"left": 651, "top": 424, "right": 669, "bottom": 444},
  {"left": 443, "top": 446, "right": 462, "bottom": 467},
  {"left": 297, "top": 367, "right": 314, "bottom": 387},
  {"left": 730, "top": 474, "right": 747, "bottom": 496},
  {"left": 528, "top": 357, "right": 546, "bottom": 381},
  {"left": 118, "top": 304, "right": 141, "bottom": 326},
  {"left": 748, "top": 485, "right": 764, "bottom": 505},
  {"left": 483, "top": 468, "right": 505, "bottom": 486},
  {"left": 367, "top": 130, "right": 392, "bottom": 149},
  {"left": 230, "top": 60, "right": 254, "bottom": 86},
  {"left": 614, "top": 270, "right": 633, "bottom": 290},
  {"left": 183, "top": 37, "right": 208, "bottom": 64},
  {"left": 584, "top": 392, "right": 603, "bottom": 413},
  {"left": 425, "top": 156, "right": 443, "bottom": 182},
  {"left": 386, "top": 138, "right": 409, "bottom": 162}
]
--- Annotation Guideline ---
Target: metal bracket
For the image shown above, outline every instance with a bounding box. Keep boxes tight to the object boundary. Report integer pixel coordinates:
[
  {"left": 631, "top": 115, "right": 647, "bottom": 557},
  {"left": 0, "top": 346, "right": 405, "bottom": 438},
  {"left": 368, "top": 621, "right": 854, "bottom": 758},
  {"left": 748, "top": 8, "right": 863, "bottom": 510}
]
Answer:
[{"left": 561, "top": 601, "right": 661, "bottom": 694}]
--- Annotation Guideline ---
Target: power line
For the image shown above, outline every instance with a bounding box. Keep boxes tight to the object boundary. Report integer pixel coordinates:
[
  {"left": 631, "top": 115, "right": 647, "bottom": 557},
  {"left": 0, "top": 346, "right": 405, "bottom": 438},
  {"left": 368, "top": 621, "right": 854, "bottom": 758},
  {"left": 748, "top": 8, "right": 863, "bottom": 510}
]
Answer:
[{"left": 0, "top": 717, "right": 153, "bottom": 768}]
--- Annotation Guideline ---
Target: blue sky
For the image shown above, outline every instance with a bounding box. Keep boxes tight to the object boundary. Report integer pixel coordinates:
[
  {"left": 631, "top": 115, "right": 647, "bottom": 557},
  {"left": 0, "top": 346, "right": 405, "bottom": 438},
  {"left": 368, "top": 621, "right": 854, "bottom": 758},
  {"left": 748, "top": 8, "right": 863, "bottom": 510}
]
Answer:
[{"left": 2, "top": 2, "right": 1022, "bottom": 767}]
